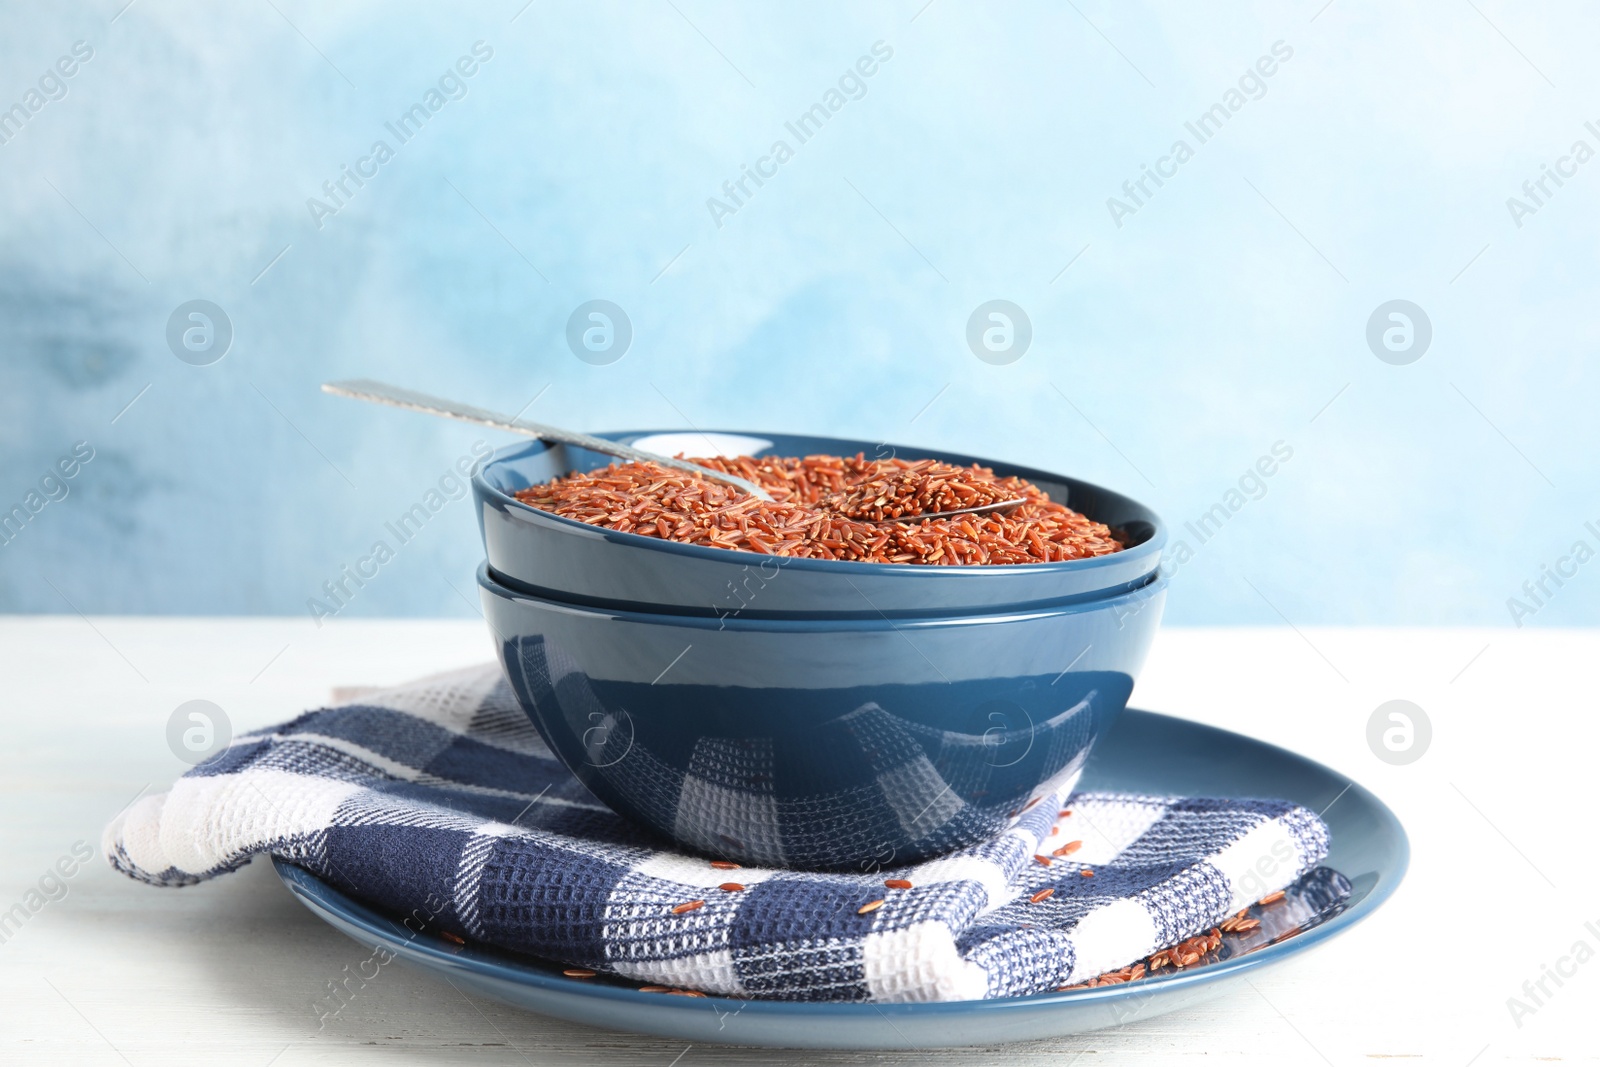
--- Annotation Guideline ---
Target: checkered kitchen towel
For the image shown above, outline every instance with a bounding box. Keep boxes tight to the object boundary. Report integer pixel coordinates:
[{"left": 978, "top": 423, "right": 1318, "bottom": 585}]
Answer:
[{"left": 105, "top": 665, "right": 1329, "bottom": 1001}]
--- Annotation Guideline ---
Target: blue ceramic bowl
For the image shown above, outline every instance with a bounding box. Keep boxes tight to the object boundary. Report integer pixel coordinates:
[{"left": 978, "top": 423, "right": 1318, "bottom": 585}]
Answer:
[
  {"left": 474, "top": 431, "right": 1165, "bottom": 617},
  {"left": 478, "top": 562, "right": 1168, "bottom": 870}
]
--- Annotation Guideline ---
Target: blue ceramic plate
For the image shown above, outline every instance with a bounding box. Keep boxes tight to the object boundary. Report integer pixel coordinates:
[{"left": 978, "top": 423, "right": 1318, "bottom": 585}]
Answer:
[{"left": 275, "top": 708, "right": 1407, "bottom": 1050}]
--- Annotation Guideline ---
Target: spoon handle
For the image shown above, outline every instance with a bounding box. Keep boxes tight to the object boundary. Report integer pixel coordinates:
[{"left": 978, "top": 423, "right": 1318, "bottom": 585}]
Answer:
[{"left": 321, "top": 379, "right": 773, "bottom": 501}]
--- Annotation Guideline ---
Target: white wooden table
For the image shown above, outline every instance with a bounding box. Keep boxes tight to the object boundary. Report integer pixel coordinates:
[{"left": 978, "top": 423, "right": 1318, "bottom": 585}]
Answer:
[{"left": 1, "top": 618, "right": 1593, "bottom": 1065}]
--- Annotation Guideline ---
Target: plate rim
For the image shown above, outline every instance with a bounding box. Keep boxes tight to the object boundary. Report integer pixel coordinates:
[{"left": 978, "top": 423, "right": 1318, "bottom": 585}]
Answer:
[{"left": 272, "top": 706, "right": 1409, "bottom": 1020}]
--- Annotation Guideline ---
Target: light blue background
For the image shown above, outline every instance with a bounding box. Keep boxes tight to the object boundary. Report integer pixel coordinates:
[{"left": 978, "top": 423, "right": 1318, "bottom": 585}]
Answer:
[{"left": 1, "top": 1, "right": 1593, "bottom": 626}]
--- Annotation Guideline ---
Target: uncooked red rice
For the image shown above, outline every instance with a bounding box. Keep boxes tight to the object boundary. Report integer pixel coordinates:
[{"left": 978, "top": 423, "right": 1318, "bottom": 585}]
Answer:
[{"left": 513, "top": 453, "right": 1125, "bottom": 566}]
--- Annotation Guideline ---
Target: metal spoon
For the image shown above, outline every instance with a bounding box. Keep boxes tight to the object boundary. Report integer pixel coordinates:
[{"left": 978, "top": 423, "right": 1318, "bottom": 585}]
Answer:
[
  {"left": 323, "top": 378, "right": 1029, "bottom": 519},
  {"left": 321, "top": 379, "right": 775, "bottom": 501}
]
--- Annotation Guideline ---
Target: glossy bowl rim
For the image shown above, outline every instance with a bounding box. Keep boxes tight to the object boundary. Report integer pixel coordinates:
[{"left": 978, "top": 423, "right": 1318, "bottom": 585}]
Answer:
[
  {"left": 473, "top": 431, "right": 1168, "bottom": 581},
  {"left": 478, "top": 561, "right": 1168, "bottom": 631}
]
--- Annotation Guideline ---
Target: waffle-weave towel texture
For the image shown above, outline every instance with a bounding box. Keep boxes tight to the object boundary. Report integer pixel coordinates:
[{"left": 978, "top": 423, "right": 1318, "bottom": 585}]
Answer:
[{"left": 105, "top": 665, "right": 1329, "bottom": 1001}]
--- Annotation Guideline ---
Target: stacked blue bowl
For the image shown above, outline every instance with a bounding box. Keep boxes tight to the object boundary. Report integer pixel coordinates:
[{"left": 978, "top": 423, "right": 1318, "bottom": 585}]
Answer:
[{"left": 474, "top": 431, "right": 1167, "bottom": 871}]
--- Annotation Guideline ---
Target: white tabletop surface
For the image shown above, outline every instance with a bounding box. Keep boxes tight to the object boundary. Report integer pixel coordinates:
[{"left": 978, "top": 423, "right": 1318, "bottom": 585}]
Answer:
[{"left": 1, "top": 617, "right": 1593, "bottom": 1065}]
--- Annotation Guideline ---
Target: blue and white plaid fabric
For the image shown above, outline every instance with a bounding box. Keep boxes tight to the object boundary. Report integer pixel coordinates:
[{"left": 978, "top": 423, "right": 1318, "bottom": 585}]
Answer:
[{"left": 105, "top": 665, "right": 1330, "bottom": 1001}]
